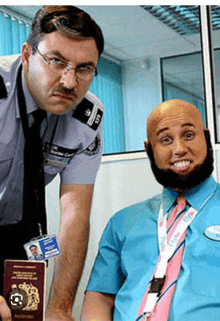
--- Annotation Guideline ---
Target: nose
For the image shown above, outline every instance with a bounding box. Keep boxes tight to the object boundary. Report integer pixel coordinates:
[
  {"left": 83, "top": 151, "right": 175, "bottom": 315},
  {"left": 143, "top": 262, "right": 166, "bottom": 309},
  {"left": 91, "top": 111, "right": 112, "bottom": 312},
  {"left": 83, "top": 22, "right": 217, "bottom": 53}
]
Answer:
[
  {"left": 172, "top": 138, "right": 187, "bottom": 156},
  {"left": 60, "top": 69, "right": 78, "bottom": 89}
]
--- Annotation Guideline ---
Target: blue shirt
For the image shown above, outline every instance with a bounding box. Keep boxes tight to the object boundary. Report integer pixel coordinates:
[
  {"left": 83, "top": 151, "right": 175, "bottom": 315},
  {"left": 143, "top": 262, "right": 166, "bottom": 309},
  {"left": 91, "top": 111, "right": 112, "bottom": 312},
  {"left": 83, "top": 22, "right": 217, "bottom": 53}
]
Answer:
[
  {"left": 87, "top": 176, "right": 220, "bottom": 320},
  {"left": 0, "top": 54, "right": 104, "bottom": 225}
]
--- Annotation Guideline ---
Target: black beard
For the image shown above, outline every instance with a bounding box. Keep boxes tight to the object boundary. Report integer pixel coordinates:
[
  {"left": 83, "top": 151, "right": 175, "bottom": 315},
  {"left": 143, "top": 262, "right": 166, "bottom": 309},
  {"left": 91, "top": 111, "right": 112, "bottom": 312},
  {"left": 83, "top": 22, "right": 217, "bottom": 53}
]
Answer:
[{"left": 147, "top": 131, "right": 214, "bottom": 192}]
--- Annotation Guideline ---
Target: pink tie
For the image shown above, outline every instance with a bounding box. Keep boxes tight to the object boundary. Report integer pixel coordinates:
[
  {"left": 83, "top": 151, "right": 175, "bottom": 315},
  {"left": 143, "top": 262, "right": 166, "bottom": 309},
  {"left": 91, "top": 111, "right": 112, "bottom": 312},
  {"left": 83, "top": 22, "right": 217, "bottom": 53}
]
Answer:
[{"left": 136, "top": 195, "right": 187, "bottom": 321}]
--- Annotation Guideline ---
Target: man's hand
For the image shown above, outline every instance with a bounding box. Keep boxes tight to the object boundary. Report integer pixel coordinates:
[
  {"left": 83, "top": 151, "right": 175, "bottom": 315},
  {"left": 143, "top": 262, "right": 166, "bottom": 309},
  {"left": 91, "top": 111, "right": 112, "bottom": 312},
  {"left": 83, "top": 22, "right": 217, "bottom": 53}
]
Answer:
[
  {"left": 46, "top": 184, "right": 94, "bottom": 318},
  {"left": 0, "top": 296, "right": 11, "bottom": 321},
  {"left": 45, "top": 309, "right": 75, "bottom": 321}
]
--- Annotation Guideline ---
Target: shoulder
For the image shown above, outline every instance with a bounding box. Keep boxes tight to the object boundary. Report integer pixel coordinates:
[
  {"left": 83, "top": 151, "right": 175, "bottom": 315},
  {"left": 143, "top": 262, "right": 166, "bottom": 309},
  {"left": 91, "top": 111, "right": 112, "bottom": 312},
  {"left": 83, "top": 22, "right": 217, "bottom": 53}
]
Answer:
[
  {"left": 212, "top": 181, "right": 220, "bottom": 199},
  {"left": 85, "top": 91, "right": 104, "bottom": 112},
  {"left": 0, "top": 54, "right": 21, "bottom": 72},
  {"left": 110, "top": 194, "right": 162, "bottom": 232},
  {"left": 72, "top": 91, "right": 104, "bottom": 131},
  {"left": 0, "top": 54, "right": 21, "bottom": 99}
]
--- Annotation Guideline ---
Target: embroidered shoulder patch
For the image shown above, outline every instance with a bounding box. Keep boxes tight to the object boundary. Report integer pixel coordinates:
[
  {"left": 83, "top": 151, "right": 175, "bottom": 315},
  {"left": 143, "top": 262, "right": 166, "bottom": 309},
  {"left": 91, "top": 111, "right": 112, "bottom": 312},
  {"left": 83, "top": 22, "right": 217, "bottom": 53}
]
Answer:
[
  {"left": 84, "top": 135, "right": 101, "bottom": 156},
  {"left": 0, "top": 75, "right": 7, "bottom": 99},
  {"left": 73, "top": 98, "right": 103, "bottom": 130}
]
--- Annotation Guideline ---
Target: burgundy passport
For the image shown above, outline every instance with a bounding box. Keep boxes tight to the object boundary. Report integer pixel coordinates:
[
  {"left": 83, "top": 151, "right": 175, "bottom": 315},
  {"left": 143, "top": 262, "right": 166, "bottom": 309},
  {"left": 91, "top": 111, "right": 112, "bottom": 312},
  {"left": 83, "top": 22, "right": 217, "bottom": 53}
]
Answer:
[{"left": 4, "top": 260, "right": 46, "bottom": 320}]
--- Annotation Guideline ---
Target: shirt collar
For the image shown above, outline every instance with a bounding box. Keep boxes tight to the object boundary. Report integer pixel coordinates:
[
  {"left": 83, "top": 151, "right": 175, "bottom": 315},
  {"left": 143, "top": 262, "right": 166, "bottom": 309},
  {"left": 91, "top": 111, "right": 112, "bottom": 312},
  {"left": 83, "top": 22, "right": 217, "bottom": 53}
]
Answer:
[
  {"left": 162, "top": 175, "right": 217, "bottom": 212},
  {"left": 162, "top": 187, "right": 178, "bottom": 214},
  {"left": 183, "top": 175, "right": 217, "bottom": 211}
]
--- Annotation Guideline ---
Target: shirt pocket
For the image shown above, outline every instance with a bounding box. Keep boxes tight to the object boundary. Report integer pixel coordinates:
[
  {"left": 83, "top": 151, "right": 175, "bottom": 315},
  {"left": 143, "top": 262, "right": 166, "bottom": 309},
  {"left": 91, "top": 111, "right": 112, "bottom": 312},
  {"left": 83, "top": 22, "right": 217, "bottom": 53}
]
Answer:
[
  {"left": 44, "top": 155, "right": 72, "bottom": 175},
  {"left": 189, "top": 253, "right": 220, "bottom": 297},
  {"left": 43, "top": 144, "right": 76, "bottom": 175}
]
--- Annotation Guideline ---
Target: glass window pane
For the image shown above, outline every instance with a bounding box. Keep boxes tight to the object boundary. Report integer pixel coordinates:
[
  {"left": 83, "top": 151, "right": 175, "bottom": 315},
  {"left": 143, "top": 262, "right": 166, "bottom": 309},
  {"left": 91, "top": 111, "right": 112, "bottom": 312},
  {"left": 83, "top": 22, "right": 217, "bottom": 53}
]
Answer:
[
  {"left": 211, "top": 6, "right": 220, "bottom": 142},
  {"left": 161, "top": 52, "right": 206, "bottom": 126}
]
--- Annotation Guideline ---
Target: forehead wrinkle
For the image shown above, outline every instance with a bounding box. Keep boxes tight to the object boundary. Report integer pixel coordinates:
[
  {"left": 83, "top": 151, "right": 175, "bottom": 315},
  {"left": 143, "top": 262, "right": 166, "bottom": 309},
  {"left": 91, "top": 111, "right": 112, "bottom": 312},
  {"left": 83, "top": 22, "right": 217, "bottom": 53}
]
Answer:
[
  {"left": 157, "top": 123, "right": 196, "bottom": 136},
  {"left": 156, "top": 126, "right": 169, "bottom": 137}
]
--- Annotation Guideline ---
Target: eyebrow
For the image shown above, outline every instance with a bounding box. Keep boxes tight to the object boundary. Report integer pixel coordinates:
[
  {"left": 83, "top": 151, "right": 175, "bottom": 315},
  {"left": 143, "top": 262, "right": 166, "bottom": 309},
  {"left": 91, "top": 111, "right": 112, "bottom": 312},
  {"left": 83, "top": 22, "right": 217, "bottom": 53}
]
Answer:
[
  {"left": 47, "top": 50, "right": 96, "bottom": 66},
  {"left": 156, "top": 122, "right": 196, "bottom": 136},
  {"left": 46, "top": 50, "right": 67, "bottom": 60}
]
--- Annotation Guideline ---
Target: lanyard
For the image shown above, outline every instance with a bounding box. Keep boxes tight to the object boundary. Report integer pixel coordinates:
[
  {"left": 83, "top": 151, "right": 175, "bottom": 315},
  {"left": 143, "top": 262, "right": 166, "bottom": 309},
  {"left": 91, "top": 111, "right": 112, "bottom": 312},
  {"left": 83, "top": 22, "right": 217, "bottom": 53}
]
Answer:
[
  {"left": 143, "top": 192, "right": 214, "bottom": 318},
  {"left": 156, "top": 204, "right": 197, "bottom": 277},
  {"left": 17, "top": 65, "right": 30, "bottom": 139},
  {"left": 16, "top": 64, "right": 58, "bottom": 237}
]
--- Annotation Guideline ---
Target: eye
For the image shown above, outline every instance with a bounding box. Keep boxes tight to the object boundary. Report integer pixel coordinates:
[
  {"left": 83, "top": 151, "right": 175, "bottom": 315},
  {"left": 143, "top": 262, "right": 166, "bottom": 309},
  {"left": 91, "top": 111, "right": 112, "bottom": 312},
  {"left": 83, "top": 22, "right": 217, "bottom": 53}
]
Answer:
[
  {"left": 77, "top": 65, "right": 95, "bottom": 74},
  {"left": 161, "top": 136, "right": 172, "bottom": 145},
  {"left": 184, "top": 131, "right": 194, "bottom": 140},
  {"left": 50, "top": 58, "right": 65, "bottom": 65},
  {"left": 49, "top": 58, "right": 67, "bottom": 70}
]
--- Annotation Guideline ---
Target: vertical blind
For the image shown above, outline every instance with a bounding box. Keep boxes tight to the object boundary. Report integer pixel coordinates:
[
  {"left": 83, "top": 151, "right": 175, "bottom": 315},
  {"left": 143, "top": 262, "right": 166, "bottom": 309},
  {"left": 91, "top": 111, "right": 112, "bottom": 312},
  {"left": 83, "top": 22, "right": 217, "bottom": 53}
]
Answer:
[
  {"left": 0, "top": 9, "right": 125, "bottom": 155},
  {"left": 0, "top": 11, "right": 30, "bottom": 56}
]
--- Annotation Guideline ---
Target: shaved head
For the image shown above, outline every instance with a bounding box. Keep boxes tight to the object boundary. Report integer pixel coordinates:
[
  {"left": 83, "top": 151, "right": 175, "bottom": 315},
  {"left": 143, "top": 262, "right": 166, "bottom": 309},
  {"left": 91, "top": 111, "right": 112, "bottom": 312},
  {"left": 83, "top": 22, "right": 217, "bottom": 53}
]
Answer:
[{"left": 147, "top": 99, "right": 205, "bottom": 142}]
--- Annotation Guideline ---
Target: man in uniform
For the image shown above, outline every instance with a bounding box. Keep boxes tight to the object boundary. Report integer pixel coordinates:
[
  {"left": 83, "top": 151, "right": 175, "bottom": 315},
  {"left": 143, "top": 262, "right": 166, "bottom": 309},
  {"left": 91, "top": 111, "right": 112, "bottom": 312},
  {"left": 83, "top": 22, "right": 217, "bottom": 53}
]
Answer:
[
  {"left": 0, "top": 5, "right": 104, "bottom": 321},
  {"left": 81, "top": 99, "right": 220, "bottom": 321}
]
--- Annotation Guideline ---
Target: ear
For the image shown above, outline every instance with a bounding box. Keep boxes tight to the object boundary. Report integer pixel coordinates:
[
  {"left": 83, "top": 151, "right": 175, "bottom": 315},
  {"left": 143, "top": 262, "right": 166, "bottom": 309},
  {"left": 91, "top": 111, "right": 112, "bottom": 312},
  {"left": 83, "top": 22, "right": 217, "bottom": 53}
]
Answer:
[
  {"left": 21, "top": 43, "right": 32, "bottom": 66},
  {"left": 144, "top": 140, "right": 150, "bottom": 156},
  {"left": 204, "top": 128, "right": 211, "bottom": 141}
]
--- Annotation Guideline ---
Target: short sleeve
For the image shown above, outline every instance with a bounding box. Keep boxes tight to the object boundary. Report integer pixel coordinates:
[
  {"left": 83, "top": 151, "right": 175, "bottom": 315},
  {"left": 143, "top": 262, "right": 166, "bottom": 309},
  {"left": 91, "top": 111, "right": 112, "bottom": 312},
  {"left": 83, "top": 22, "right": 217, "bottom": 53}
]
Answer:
[{"left": 86, "top": 218, "right": 125, "bottom": 294}]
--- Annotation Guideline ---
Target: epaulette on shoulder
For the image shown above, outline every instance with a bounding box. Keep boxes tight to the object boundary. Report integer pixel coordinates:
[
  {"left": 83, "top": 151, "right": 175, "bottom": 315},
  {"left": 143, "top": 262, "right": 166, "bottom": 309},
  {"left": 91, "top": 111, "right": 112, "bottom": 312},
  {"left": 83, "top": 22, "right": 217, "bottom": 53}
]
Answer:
[
  {"left": 0, "top": 75, "right": 7, "bottom": 99},
  {"left": 73, "top": 97, "right": 103, "bottom": 130}
]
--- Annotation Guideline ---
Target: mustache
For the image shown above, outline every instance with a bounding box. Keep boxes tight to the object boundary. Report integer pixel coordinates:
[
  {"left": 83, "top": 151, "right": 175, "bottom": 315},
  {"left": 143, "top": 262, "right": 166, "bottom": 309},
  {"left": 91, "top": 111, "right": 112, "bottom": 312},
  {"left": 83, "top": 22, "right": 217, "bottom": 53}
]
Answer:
[{"left": 52, "top": 86, "right": 77, "bottom": 98}]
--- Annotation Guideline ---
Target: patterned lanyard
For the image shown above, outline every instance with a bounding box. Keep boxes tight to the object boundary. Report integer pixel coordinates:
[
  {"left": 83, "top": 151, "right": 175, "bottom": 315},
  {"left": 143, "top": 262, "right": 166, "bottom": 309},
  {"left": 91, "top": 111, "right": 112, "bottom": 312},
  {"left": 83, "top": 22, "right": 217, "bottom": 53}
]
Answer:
[
  {"left": 143, "top": 191, "right": 214, "bottom": 317},
  {"left": 143, "top": 203, "right": 198, "bottom": 316}
]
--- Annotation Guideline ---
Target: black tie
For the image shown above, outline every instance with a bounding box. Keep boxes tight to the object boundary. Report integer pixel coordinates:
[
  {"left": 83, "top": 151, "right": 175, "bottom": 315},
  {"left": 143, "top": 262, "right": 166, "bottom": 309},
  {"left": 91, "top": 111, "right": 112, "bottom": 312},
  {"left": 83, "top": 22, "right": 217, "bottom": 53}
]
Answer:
[{"left": 22, "top": 109, "right": 47, "bottom": 237}]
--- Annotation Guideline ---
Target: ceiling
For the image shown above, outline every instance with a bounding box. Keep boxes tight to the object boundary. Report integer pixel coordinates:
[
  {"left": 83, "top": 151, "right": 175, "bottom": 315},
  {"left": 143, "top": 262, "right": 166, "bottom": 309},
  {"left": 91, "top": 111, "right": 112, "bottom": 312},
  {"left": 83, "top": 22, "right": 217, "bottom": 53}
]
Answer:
[
  {"left": 2, "top": 5, "right": 203, "bottom": 61},
  {"left": 2, "top": 5, "right": 220, "bottom": 103}
]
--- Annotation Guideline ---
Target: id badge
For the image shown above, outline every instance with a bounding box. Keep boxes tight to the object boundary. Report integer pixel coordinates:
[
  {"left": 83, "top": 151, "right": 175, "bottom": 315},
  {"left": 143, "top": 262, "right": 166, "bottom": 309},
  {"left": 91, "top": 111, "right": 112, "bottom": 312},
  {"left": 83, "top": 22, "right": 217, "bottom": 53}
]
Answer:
[{"left": 24, "top": 234, "right": 61, "bottom": 261}]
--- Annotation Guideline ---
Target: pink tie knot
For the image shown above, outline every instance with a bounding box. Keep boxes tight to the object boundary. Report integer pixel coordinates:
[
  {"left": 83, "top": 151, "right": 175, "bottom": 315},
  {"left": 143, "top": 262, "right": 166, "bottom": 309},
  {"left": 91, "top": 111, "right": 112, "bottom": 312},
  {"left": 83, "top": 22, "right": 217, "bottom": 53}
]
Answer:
[{"left": 176, "top": 194, "right": 186, "bottom": 208}]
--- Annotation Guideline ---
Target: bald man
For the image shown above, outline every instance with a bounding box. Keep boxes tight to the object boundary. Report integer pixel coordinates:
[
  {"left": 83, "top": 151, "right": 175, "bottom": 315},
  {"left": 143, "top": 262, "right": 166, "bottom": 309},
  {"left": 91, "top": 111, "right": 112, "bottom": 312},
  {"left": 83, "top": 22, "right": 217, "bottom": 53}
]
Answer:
[{"left": 81, "top": 99, "right": 219, "bottom": 321}]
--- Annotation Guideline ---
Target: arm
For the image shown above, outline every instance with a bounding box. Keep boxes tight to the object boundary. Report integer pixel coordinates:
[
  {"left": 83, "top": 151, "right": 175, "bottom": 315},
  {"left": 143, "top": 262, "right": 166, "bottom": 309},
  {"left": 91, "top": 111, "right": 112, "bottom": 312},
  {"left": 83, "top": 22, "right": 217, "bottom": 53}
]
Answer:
[
  {"left": 81, "top": 291, "right": 115, "bottom": 321},
  {"left": 46, "top": 184, "right": 94, "bottom": 320},
  {"left": 0, "top": 296, "right": 11, "bottom": 321}
]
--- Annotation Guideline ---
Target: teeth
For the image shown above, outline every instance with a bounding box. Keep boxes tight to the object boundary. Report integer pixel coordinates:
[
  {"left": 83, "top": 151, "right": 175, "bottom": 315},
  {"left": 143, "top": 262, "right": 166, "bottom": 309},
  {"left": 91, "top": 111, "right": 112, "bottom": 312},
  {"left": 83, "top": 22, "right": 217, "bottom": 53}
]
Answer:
[{"left": 174, "top": 161, "right": 190, "bottom": 168}]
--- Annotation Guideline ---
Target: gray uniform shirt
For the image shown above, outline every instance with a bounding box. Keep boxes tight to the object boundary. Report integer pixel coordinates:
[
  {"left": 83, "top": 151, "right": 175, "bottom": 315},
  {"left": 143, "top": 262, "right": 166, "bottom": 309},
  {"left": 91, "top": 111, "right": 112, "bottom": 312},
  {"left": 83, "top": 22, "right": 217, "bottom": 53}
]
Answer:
[{"left": 0, "top": 54, "right": 104, "bottom": 225}]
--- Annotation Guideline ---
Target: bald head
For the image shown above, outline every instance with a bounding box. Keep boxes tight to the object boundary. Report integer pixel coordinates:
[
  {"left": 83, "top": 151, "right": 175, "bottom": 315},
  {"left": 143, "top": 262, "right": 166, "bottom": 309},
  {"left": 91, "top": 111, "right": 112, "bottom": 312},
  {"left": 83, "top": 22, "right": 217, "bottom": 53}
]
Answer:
[
  {"left": 144, "top": 99, "right": 210, "bottom": 191},
  {"left": 147, "top": 99, "right": 205, "bottom": 142}
]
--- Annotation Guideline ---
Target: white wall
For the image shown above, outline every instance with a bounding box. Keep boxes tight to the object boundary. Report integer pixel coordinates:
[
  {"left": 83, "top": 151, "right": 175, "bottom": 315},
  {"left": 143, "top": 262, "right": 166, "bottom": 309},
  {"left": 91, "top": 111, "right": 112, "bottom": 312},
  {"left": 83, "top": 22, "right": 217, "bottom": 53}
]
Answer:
[
  {"left": 45, "top": 155, "right": 162, "bottom": 320},
  {"left": 122, "top": 58, "right": 162, "bottom": 151}
]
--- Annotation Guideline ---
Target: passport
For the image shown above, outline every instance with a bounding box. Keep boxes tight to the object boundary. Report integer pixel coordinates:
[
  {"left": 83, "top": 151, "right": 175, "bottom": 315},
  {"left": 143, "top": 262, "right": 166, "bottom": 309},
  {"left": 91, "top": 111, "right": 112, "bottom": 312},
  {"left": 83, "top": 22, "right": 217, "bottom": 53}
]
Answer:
[{"left": 4, "top": 260, "right": 46, "bottom": 321}]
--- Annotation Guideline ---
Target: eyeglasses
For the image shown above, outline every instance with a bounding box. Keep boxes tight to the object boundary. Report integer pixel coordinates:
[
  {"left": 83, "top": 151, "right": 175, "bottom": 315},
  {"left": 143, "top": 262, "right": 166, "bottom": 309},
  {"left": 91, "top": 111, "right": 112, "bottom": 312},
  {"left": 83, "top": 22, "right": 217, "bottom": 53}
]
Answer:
[{"left": 32, "top": 46, "right": 98, "bottom": 81}]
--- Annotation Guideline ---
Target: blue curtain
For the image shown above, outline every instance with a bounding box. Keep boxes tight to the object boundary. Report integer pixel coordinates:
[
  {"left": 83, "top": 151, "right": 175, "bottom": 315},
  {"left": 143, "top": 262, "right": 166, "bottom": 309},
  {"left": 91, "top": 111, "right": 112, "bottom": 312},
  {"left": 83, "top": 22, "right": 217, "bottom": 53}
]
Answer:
[
  {"left": 0, "top": 11, "right": 30, "bottom": 56},
  {"left": 0, "top": 10, "right": 125, "bottom": 155}
]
